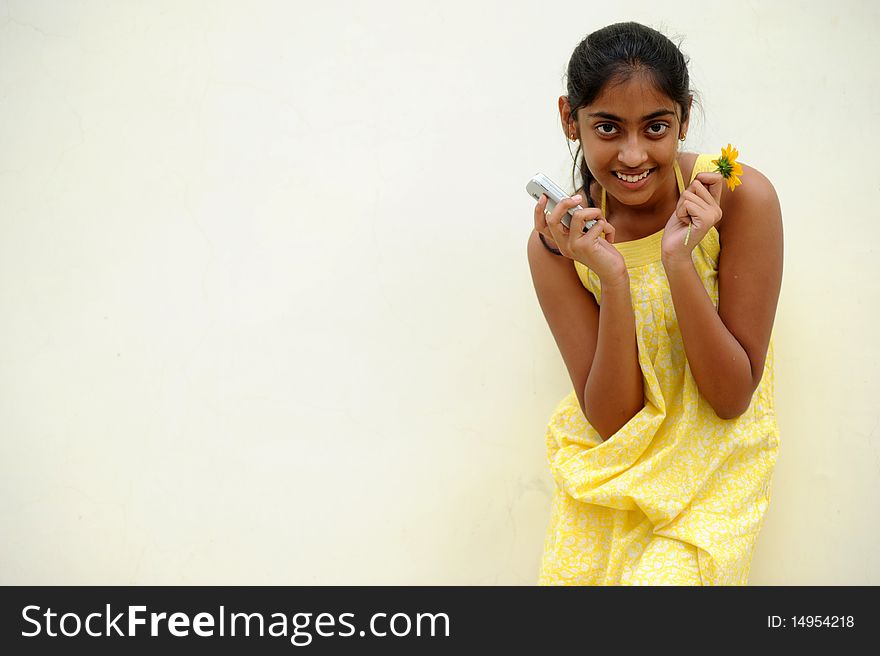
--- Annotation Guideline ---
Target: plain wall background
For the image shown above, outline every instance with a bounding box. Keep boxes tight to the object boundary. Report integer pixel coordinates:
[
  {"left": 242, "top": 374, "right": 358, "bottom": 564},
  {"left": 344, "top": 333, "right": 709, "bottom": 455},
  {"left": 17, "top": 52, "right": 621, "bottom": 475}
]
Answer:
[{"left": 2, "top": 0, "right": 878, "bottom": 584}]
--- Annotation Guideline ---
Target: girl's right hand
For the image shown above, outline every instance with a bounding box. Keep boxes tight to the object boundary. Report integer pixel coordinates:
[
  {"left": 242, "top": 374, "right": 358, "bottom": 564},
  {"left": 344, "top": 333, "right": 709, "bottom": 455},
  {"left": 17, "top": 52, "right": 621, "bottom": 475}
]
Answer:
[{"left": 535, "top": 194, "right": 628, "bottom": 284}]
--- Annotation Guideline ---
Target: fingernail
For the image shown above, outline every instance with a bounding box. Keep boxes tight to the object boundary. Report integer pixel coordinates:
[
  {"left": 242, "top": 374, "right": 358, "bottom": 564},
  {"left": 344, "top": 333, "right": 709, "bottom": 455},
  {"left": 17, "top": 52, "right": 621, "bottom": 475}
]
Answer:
[{"left": 571, "top": 194, "right": 582, "bottom": 202}]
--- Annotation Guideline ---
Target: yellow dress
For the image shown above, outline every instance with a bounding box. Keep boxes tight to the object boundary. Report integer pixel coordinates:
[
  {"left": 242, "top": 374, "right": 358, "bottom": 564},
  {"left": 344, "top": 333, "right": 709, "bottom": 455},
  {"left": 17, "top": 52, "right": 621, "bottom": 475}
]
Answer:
[{"left": 538, "top": 154, "right": 780, "bottom": 586}]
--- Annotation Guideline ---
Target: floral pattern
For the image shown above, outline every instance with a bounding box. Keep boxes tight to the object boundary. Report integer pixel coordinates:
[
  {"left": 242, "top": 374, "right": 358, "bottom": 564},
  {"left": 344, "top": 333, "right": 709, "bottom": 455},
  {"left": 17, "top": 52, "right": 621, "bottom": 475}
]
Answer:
[{"left": 538, "top": 154, "right": 780, "bottom": 586}]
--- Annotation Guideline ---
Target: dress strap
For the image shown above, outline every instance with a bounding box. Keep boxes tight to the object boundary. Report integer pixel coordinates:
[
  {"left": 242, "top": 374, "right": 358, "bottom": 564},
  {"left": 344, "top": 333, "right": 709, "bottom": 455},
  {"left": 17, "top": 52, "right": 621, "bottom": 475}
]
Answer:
[
  {"left": 673, "top": 158, "right": 685, "bottom": 193},
  {"left": 600, "top": 159, "right": 686, "bottom": 215}
]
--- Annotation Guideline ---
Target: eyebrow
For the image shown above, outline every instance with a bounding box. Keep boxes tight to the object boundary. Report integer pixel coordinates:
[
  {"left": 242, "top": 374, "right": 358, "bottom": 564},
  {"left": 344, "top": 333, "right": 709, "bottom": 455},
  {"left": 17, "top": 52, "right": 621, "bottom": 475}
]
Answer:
[{"left": 586, "top": 109, "right": 676, "bottom": 122}]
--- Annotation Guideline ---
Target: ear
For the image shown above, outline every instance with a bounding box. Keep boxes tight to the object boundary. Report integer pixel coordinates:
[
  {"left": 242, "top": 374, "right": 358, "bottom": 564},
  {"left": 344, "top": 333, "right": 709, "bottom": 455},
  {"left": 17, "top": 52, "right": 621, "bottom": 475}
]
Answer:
[
  {"left": 680, "top": 94, "right": 693, "bottom": 136},
  {"left": 559, "top": 96, "right": 577, "bottom": 140}
]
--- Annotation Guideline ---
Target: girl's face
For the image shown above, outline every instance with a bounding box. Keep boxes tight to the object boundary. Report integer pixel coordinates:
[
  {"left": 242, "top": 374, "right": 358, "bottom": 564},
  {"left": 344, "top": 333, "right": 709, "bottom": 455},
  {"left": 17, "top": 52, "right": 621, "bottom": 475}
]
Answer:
[{"left": 574, "top": 74, "right": 689, "bottom": 209}]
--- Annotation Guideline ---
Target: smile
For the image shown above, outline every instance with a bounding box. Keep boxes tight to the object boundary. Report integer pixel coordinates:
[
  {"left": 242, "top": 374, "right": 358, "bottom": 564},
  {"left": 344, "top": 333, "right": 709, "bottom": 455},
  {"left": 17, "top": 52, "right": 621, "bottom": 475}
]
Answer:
[{"left": 614, "top": 169, "right": 653, "bottom": 183}]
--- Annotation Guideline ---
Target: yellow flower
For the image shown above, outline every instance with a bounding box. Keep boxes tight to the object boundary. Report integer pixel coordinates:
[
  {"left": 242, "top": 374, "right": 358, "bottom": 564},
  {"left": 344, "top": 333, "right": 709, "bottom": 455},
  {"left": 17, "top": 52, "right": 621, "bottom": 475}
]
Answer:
[{"left": 712, "top": 143, "right": 743, "bottom": 191}]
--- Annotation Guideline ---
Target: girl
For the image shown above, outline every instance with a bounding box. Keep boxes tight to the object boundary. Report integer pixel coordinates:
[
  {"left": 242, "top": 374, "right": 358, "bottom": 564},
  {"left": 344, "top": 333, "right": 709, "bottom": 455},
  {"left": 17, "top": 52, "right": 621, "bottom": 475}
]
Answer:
[{"left": 527, "top": 22, "right": 783, "bottom": 585}]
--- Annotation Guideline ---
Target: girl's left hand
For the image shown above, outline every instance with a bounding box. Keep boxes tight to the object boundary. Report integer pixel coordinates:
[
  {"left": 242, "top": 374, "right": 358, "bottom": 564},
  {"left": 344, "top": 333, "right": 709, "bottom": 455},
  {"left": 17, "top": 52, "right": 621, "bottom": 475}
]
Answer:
[{"left": 660, "top": 172, "right": 724, "bottom": 263}]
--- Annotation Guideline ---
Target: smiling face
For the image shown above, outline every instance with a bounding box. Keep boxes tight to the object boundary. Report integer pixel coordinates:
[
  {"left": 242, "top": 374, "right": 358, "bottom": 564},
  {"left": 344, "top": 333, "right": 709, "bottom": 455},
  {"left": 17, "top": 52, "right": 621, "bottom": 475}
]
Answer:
[{"left": 571, "top": 72, "right": 690, "bottom": 212}]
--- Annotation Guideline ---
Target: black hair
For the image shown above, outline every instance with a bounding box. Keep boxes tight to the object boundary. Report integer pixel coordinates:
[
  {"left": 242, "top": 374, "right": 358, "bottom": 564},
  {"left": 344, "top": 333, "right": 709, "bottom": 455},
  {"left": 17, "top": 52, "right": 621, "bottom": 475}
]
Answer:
[{"left": 564, "top": 22, "right": 699, "bottom": 206}]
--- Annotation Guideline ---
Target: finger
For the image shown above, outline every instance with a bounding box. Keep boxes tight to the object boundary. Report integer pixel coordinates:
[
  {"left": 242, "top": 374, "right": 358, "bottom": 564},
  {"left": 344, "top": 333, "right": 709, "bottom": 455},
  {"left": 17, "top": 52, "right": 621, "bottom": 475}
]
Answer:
[
  {"left": 546, "top": 194, "right": 583, "bottom": 236},
  {"left": 539, "top": 194, "right": 569, "bottom": 245},
  {"left": 570, "top": 209, "right": 606, "bottom": 246},
  {"left": 575, "top": 215, "right": 612, "bottom": 246},
  {"left": 688, "top": 181, "right": 717, "bottom": 208},
  {"left": 534, "top": 194, "right": 547, "bottom": 231},
  {"left": 694, "top": 172, "right": 723, "bottom": 186},
  {"left": 695, "top": 172, "right": 724, "bottom": 204},
  {"left": 570, "top": 207, "right": 603, "bottom": 233},
  {"left": 598, "top": 217, "right": 614, "bottom": 244},
  {"left": 597, "top": 218, "right": 615, "bottom": 244},
  {"left": 676, "top": 187, "right": 707, "bottom": 215},
  {"left": 680, "top": 200, "right": 703, "bottom": 222},
  {"left": 681, "top": 190, "right": 710, "bottom": 214},
  {"left": 675, "top": 196, "right": 693, "bottom": 220}
]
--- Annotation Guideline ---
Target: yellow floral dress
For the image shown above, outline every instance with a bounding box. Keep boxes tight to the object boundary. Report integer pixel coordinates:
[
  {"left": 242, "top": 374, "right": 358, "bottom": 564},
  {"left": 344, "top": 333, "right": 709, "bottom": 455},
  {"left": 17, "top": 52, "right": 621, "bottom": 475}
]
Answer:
[{"left": 538, "top": 154, "right": 780, "bottom": 586}]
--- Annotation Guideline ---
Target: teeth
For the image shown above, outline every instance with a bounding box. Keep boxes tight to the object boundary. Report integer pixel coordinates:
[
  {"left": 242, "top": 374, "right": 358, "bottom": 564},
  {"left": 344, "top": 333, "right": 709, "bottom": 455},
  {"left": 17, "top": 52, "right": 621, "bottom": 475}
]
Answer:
[{"left": 615, "top": 169, "right": 651, "bottom": 183}]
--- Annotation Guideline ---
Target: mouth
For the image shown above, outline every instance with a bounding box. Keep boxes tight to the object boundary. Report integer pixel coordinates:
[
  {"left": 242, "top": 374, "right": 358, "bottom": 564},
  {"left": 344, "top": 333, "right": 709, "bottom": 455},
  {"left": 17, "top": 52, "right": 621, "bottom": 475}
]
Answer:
[{"left": 614, "top": 168, "right": 654, "bottom": 185}]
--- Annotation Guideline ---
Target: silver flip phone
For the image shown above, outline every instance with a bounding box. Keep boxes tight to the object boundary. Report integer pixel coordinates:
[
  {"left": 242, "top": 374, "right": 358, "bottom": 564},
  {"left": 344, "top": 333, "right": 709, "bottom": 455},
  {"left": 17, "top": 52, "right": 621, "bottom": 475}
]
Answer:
[{"left": 526, "top": 173, "right": 597, "bottom": 231}]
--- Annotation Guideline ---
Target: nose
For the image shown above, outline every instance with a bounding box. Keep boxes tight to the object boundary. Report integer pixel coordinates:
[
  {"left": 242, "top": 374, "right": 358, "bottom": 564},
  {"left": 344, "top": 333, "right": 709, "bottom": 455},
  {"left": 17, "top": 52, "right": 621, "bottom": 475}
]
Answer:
[{"left": 619, "top": 135, "right": 648, "bottom": 168}]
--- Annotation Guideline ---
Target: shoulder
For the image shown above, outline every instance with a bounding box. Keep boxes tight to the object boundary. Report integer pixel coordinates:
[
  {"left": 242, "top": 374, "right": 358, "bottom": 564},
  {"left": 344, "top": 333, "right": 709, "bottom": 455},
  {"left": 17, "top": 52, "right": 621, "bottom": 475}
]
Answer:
[
  {"left": 716, "top": 160, "right": 782, "bottom": 243},
  {"left": 678, "top": 151, "right": 700, "bottom": 181}
]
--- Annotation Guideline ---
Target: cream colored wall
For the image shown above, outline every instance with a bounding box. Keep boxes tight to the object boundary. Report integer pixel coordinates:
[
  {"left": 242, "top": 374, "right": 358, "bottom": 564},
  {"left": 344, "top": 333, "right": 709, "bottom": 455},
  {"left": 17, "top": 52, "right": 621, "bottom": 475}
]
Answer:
[{"left": 1, "top": 0, "right": 877, "bottom": 584}]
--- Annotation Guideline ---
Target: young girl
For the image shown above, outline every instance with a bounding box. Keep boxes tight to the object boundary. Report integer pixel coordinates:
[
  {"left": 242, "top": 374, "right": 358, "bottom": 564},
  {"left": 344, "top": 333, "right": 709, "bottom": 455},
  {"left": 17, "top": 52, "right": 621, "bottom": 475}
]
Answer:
[{"left": 528, "top": 22, "right": 783, "bottom": 585}]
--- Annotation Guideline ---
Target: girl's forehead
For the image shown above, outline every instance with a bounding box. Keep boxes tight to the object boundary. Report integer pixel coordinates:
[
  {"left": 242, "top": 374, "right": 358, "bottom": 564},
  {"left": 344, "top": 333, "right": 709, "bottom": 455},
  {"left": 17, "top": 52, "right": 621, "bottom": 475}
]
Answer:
[{"left": 582, "top": 76, "right": 676, "bottom": 117}]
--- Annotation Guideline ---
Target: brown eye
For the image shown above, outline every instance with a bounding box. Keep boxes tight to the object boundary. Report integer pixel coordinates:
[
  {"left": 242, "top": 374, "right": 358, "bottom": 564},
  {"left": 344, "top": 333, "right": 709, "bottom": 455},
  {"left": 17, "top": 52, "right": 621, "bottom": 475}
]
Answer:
[{"left": 596, "top": 124, "right": 617, "bottom": 135}]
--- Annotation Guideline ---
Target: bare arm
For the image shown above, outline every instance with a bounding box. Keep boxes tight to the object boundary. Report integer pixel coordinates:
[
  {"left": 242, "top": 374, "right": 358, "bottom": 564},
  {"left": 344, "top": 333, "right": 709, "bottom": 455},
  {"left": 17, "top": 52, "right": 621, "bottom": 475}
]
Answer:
[
  {"left": 661, "top": 165, "right": 783, "bottom": 419},
  {"left": 527, "top": 230, "right": 643, "bottom": 440},
  {"left": 584, "top": 273, "right": 643, "bottom": 440}
]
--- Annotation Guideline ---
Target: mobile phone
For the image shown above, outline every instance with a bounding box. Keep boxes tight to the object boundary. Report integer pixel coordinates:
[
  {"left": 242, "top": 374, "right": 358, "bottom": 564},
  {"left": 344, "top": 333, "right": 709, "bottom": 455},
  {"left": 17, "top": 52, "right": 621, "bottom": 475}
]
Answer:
[{"left": 526, "top": 173, "right": 597, "bottom": 231}]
